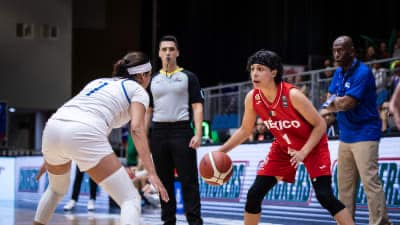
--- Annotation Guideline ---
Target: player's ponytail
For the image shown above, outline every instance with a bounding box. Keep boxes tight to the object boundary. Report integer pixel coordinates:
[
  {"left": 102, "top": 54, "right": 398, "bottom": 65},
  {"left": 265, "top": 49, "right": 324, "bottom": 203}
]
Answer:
[{"left": 112, "top": 52, "right": 152, "bottom": 81}]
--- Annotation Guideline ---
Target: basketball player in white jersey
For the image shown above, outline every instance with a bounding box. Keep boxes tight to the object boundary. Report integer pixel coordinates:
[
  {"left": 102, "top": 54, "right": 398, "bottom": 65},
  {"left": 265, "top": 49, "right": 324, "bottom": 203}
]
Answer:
[{"left": 33, "top": 51, "right": 169, "bottom": 225}]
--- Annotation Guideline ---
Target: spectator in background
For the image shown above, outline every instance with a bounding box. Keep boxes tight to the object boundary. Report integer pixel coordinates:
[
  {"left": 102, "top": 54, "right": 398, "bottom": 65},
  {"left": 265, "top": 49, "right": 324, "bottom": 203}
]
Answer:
[
  {"left": 391, "top": 37, "right": 400, "bottom": 58},
  {"left": 377, "top": 42, "right": 390, "bottom": 59},
  {"left": 319, "top": 58, "right": 336, "bottom": 105},
  {"left": 325, "top": 35, "right": 392, "bottom": 225},
  {"left": 250, "top": 118, "right": 272, "bottom": 142},
  {"left": 364, "top": 46, "right": 376, "bottom": 62},
  {"left": 372, "top": 62, "right": 389, "bottom": 109},
  {"left": 319, "top": 108, "right": 339, "bottom": 137},
  {"left": 283, "top": 74, "right": 295, "bottom": 83},
  {"left": 321, "top": 58, "right": 334, "bottom": 79},
  {"left": 294, "top": 75, "right": 310, "bottom": 97}
]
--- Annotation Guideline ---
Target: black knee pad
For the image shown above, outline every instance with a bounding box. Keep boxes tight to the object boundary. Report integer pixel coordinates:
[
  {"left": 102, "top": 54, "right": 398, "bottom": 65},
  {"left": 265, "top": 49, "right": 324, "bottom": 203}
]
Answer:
[
  {"left": 312, "top": 176, "right": 345, "bottom": 216},
  {"left": 245, "top": 176, "right": 277, "bottom": 214}
]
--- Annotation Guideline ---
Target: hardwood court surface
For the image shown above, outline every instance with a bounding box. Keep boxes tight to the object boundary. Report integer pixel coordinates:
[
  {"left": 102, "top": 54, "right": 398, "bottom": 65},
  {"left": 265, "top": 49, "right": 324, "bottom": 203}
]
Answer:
[{"left": 1, "top": 200, "right": 281, "bottom": 225}]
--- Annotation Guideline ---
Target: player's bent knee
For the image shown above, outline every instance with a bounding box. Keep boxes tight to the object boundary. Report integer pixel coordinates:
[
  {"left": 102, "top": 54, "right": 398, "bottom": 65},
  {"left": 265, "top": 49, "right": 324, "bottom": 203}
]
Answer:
[
  {"left": 312, "top": 176, "right": 345, "bottom": 216},
  {"left": 245, "top": 176, "right": 276, "bottom": 214},
  {"left": 315, "top": 191, "right": 345, "bottom": 216},
  {"left": 48, "top": 171, "right": 70, "bottom": 195},
  {"left": 99, "top": 167, "right": 141, "bottom": 206},
  {"left": 245, "top": 186, "right": 264, "bottom": 214},
  {"left": 245, "top": 201, "right": 261, "bottom": 214}
]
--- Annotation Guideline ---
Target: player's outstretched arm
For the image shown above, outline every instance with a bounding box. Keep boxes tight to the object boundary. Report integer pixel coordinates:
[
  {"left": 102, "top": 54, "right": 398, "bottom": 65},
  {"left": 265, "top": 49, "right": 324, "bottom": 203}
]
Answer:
[
  {"left": 129, "top": 102, "right": 169, "bottom": 203},
  {"left": 218, "top": 91, "right": 257, "bottom": 154}
]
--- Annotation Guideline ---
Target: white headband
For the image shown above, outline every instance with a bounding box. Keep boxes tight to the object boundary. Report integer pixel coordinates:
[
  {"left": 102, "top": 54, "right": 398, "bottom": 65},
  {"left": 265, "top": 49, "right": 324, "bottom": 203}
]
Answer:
[{"left": 127, "top": 62, "right": 152, "bottom": 75}]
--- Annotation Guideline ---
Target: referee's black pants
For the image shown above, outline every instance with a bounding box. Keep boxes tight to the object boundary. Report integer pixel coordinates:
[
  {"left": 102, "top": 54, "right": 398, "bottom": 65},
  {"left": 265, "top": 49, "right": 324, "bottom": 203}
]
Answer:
[
  {"left": 71, "top": 166, "right": 97, "bottom": 201},
  {"left": 150, "top": 121, "right": 203, "bottom": 225}
]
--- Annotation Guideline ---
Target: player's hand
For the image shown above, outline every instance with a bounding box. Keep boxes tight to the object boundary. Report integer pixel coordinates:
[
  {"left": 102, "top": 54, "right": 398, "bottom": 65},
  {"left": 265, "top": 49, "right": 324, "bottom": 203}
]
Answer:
[
  {"left": 189, "top": 135, "right": 201, "bottom": 149},
  {"left": 35, "top": 163, "right": 47, "bottom": 181},
  {"left": 147, "top": 173, "right": 169, "bottom": 203},
  {"left": 288, "top": 148, "right": 306, "bottom": 169},
  {"left": 35, "top": 170, "right": 45, "bottom": 181},
  {"left": 125, "top": 167, "right": 136, "bottom": 179}
]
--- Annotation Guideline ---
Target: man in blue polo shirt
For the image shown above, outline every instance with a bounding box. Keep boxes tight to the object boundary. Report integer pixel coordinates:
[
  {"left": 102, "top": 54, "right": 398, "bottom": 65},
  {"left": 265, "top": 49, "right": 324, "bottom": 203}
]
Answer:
[{"left": 324, "top": 36, "right": 392, "bottom": 225}]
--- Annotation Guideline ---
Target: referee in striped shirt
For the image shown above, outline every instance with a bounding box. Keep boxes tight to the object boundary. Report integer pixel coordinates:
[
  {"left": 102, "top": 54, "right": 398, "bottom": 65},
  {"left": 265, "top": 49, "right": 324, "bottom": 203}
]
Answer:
[{"left": 146, "top": 35, "right": 204, "bottom": 225}]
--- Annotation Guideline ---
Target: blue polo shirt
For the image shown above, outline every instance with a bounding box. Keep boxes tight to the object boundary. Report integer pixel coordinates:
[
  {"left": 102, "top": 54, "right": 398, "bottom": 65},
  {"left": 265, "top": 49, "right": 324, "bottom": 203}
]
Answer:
[{"left": 328, "top": 59, "right": 381, "bottom": 143}]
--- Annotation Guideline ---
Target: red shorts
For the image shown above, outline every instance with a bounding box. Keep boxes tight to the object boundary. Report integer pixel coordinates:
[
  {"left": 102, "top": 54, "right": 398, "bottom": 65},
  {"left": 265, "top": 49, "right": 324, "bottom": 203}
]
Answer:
[{"left": 257, "top": 141, "right": 331, "bottom": 183}]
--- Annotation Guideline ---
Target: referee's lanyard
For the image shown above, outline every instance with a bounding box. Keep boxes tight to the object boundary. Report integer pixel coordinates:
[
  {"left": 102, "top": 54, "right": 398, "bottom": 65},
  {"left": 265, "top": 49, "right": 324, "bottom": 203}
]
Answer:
[{"left": 336, "top": 59, "right": 360, "bottom": 97}]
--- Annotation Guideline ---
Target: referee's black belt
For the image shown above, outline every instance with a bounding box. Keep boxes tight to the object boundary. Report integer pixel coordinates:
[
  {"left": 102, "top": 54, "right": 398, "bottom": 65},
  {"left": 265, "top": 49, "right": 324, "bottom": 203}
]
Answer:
[{"left": 152, "top": 120, "right": 190, "bottom": 128}]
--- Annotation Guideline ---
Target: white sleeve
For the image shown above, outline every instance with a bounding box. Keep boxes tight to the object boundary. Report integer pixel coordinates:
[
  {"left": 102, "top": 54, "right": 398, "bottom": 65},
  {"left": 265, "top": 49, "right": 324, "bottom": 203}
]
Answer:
[{"left": 124, "top": 81, "right": 149, "bottom": 110}]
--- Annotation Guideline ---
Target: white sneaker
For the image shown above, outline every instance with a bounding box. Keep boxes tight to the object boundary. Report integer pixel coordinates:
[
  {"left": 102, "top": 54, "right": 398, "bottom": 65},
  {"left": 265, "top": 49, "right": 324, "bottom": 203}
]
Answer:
[
  {"left": 87, "top": 199, "right": 95, "bottom": 211},
  {"left": 64, "top": 200, "right": 76, "bottom": 211},
  {"left": 144, "top": 193, "right": 160, "bottom": 208}
]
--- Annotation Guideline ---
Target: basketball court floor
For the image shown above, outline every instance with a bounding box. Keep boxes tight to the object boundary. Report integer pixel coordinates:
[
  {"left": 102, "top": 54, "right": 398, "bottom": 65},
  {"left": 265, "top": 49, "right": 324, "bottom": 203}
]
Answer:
[
  {"left": 3, "top": 197, "right": 397, "bottom": 225},
  {"left": 1, "top": 199, "right": 282, "bottom": 225}
]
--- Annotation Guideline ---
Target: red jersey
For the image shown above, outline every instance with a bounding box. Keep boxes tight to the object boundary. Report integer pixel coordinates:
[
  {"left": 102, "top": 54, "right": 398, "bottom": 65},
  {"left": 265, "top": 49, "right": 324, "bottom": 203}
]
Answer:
[
  {"left": 252, "top": 82, "right": 331, "bottom": 182},
  {"left": 252, "top": 82, "right": 328, "bottom": 151}
]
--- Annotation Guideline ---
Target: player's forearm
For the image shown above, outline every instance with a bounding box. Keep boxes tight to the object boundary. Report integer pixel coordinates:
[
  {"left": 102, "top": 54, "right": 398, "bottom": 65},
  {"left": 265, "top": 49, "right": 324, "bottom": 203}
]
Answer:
[
  {"left": 390, "top": 85, "right": 400, "bottom": 113},
  {"left": 144, "top": 108, "right": 153, "bottom": 136},
  {"left": 324, "top": 94, "right": 355, "bottom": 112},
  {"left": 332, "top": 96, "right": 357, "bottom": 111},
  {"left": 390, "top": 85, "right": 400, "bottom": 130},
  {"left": 301, "top": 121, "right": 326, "bottom": 156},
  {"left": 219, "top": 127, "right": 251, "bottom": 154},
  {"left": 130, "top": 128, "right": 157, "bottom": 175}
]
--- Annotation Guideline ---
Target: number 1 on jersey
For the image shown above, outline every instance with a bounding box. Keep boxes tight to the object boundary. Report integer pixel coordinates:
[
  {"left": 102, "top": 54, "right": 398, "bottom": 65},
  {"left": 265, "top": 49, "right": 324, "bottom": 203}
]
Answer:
[
  {"left": 282, "top": 133, "right": 292, "bottom": 145},
  {"left": 86, "top": 82, "right": 109, "bottom": 96}
]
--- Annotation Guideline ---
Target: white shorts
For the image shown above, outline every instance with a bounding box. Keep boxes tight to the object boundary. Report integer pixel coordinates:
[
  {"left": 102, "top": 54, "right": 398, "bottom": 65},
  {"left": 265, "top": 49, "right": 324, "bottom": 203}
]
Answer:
[{"left": 42, "top": 119, "right": 114, "bottom": 171}]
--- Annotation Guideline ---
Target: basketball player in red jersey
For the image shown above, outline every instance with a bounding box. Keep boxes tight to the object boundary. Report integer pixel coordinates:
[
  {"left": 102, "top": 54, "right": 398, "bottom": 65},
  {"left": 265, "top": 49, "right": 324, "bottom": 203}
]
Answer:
[{"left": 217, "top": 50, "right": 355, "bottom": 225}]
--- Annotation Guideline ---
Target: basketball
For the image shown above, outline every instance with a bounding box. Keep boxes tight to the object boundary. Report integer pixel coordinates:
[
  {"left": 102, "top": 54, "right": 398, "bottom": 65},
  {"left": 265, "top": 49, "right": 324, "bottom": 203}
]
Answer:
[{"left": 199, "top": 151, "right": 233, "bottom": 185}]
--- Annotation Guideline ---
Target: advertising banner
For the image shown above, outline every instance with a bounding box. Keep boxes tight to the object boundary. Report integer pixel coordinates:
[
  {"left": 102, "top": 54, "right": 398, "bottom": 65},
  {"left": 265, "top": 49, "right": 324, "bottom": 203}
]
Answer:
[
  {"left": 197, "top": 138, "right": 400, "bottom": 224},
  {"left": 1, "top": 137, "right": 399, "bottom": 224},
  {"left": 0, "top": 157, "right": 15, "bottom": 200}
]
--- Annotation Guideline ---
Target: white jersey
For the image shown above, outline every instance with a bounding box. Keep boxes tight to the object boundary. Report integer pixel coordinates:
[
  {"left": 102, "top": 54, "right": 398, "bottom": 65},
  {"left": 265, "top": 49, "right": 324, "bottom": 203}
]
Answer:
[{"left": 51, "top": 77, "right": 149, "bottom": 135}]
